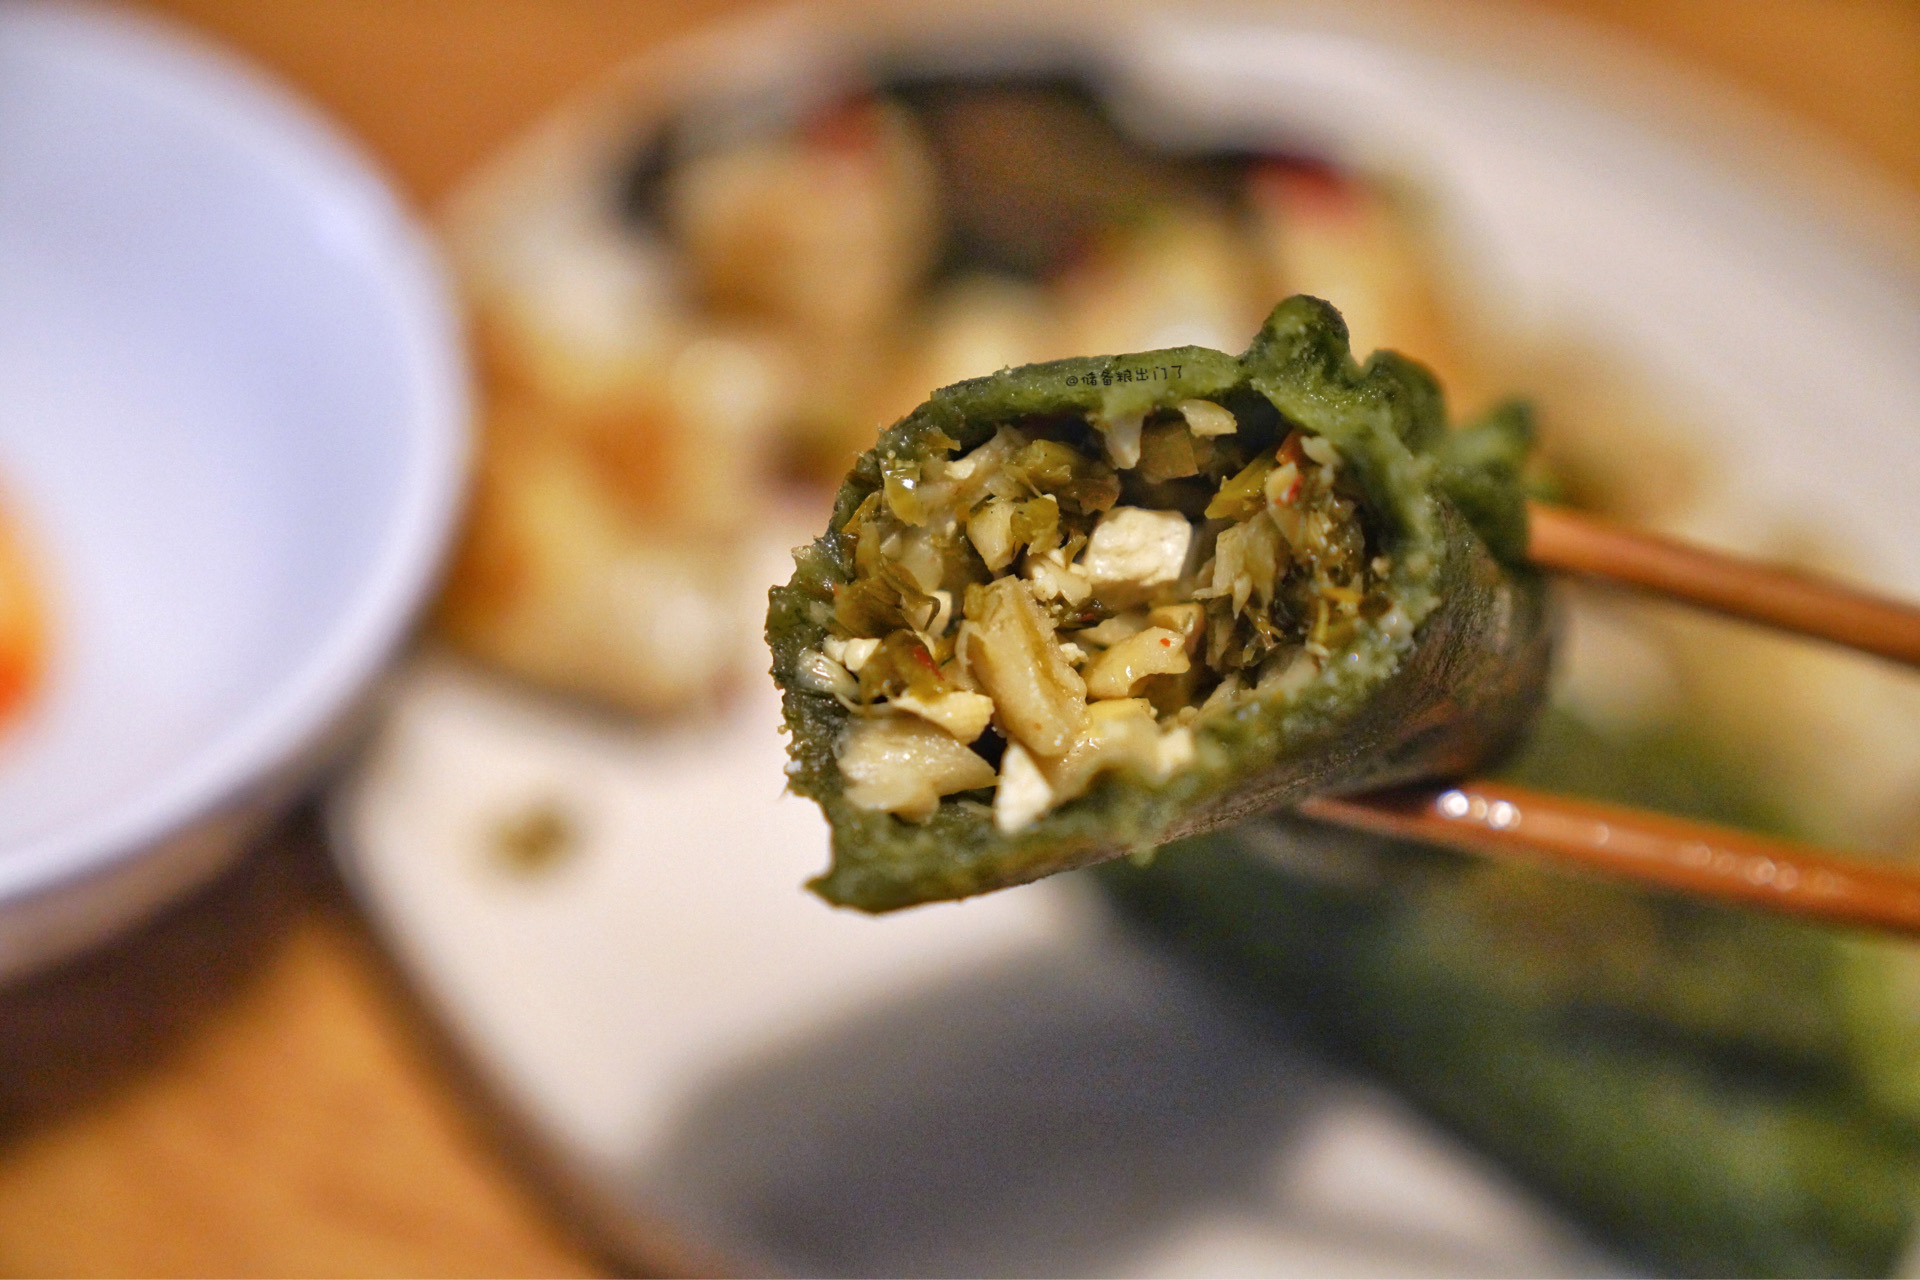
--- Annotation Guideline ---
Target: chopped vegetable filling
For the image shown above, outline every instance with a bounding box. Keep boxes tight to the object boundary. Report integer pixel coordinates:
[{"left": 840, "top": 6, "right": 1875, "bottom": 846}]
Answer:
[{"left": 797, "top": 407, "right": 1386, "bottom": 832}]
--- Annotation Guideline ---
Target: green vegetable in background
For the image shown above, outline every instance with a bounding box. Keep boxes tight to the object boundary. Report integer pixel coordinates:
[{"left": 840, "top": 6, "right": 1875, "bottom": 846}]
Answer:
[{"left": 1097, "top": 710, "right": 1920, "bottom": 1278}]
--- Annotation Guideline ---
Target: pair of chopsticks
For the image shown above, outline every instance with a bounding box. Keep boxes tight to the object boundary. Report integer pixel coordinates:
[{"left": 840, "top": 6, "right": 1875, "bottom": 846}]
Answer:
[{"left": 1298, "top": 501, "right": 1920, "bottom": 938}]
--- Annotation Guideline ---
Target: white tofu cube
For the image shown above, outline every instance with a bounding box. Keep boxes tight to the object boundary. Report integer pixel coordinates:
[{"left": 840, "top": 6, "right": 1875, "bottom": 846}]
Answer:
[
  {"left": 993, "top": 741, "right": 1056, "bottom": 833},
  {"left": 1078, "top": 507, "right": 1192, "bottom": 604}
]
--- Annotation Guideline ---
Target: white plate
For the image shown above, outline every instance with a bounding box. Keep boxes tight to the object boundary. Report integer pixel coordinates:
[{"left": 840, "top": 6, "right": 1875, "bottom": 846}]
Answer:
[
  {"left": 0, "top": 1, "right": 466, "bottom": 976},
  {"left": 333, "top": 4, "right": 1920, "bottom": 1274}
]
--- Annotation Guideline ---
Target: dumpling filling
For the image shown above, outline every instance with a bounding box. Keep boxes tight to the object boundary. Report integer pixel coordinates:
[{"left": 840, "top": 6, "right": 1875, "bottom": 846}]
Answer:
[{"left": 793, "top": 400, "right": 1390, "bottom": 832}]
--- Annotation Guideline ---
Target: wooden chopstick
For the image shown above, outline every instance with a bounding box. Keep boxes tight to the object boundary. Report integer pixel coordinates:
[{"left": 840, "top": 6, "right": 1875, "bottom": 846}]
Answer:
[
  {"left": 1291, "top": 506, "right": 1920, "bottom": 933},
  {"left": 1526, "top": 501, "right": 1920, "bottom": 669},
  {"left": 1301, "top": 781, "right": 1920, "bottom": 937}
]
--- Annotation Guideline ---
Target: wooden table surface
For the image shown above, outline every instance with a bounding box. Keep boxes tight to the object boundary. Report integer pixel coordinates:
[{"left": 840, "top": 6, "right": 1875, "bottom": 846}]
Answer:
[{"left": 1, "top": 2, "right": 1915, "bottom": 1275}]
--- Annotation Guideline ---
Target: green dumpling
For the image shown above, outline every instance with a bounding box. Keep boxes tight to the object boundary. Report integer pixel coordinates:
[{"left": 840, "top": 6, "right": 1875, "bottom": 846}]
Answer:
[{"left": 767, "top": 296, "right": 1549, "bottom": 910}]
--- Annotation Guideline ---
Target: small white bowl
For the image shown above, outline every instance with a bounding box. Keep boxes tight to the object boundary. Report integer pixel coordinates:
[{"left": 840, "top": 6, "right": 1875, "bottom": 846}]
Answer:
[{"left": 0, "top": 2, "right": 468, "bottom": 977}]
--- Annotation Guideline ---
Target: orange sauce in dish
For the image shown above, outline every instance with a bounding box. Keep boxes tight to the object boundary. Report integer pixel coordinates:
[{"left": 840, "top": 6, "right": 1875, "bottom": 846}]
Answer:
[{"left": 0, "top": 490, "right": 44, "bottom": 731}]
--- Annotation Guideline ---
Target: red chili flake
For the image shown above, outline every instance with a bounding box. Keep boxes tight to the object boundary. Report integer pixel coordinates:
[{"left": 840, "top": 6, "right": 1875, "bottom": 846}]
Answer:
[{"left": 1277, "top": 430, "right": 1309, "bottom": 468}]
